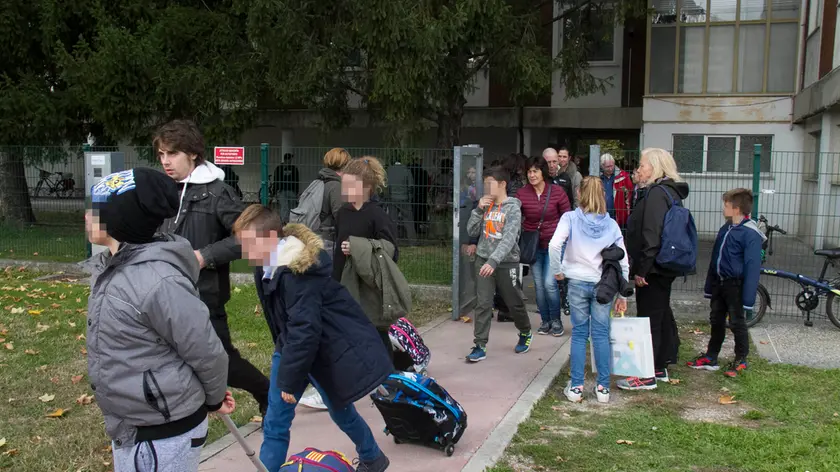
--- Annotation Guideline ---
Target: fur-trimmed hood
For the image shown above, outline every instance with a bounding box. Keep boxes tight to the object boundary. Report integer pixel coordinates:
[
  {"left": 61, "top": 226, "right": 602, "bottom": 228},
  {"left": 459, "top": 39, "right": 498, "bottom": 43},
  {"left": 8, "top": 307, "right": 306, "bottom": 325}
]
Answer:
[{"left": 266, "top": 223, "right": 327, "bottom": 277}]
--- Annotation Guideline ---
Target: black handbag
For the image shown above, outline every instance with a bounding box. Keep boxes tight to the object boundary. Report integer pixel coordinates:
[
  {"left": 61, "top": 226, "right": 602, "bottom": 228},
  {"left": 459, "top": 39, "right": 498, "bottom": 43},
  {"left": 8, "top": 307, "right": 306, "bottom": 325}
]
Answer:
[{"left": 519, "top": 185, "right": 551, "bottom": 265}]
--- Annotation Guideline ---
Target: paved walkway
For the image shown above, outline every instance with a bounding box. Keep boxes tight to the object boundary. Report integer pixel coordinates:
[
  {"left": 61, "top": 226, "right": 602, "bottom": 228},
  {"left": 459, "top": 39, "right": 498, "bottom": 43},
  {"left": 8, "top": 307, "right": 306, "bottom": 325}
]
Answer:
[
  {"left": 199, "top": 310, "right": 570, "bottom": 472},
  {"left": 751, "top": 318, "right": 840, "bottom": 369}
]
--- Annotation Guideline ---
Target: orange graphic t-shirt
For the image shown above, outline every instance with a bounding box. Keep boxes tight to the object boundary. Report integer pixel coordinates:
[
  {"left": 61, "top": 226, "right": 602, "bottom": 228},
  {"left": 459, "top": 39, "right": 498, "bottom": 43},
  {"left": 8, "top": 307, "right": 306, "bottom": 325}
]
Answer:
[{"left": 483, "top": 203, "right": 507, "bottom": 240}]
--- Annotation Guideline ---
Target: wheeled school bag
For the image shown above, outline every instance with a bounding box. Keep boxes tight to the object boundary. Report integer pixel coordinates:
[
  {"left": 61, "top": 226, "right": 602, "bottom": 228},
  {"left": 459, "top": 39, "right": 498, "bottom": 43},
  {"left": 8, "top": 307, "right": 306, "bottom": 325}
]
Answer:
[
  {"left": 279, "top": 448, "right": 355, "bottom": 471},
  {"left": 370, "top": 372, "right": 467, "bottom": 457},
  {"left": 388, "top": 317, "right": 431, "bottom": 373}
]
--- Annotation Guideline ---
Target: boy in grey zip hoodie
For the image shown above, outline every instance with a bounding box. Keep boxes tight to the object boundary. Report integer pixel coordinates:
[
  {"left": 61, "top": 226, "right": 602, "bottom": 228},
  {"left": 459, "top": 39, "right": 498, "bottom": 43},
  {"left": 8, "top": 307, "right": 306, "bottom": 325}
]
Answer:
[
  {"left": 465, "top": 167, "right": 532, "bottom": 362},
  {"left": 85, "top": 168, "right": 234, "bottom": 472}
]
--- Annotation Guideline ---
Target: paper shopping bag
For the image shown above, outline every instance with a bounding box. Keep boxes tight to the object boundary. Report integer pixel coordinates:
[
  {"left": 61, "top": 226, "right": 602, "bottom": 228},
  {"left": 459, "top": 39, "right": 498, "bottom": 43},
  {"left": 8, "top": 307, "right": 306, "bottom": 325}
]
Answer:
[{"left": 590, "top": 316, "right": 655, "bottom": 379}]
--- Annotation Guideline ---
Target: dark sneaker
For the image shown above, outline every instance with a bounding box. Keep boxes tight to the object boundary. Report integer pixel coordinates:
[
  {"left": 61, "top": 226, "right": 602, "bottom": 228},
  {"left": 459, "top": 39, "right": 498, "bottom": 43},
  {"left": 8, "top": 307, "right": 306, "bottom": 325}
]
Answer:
[
  {"left": 616, "top": 376, "right": 657, "bottom": 391},
  {"left": 564, "top": 382, "right": 583, "bottom": 402},
  {"left": 466, "top": 345, "right": 487, "bottom": 363},
  {"left": 537, "top": 321, "right": 551, "bottom": 335},
  {"left": 515, "top": 332, "right": 533, "bottom": 354},
  {"left": 687, "top": 354, "right": 720, "bottom": 371},
  {"left": 655, "top": 369, "right": 670, "bottom": 383},
  {"left": 355, "top": 453, "right": 390, "bottom": 472},
  {"left": 550, "top": 320, "right": 565, "bottom": 337},
  {"left": 724, "top": 359, "right": 747, "bottom": 377},
  {"left": 594, "top": 385, "right": 610, "bottom": 404}
]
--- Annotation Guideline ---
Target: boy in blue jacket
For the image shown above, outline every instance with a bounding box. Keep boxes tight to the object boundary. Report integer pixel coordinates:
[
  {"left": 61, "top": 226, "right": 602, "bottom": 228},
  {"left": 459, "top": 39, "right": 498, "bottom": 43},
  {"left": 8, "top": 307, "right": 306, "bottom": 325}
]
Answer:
[
  {"left": 689, "top": 189, "right": 765, "bottom": 377},
  {"left": 233, "top": 204, "right": 391, "bottom": 472}
]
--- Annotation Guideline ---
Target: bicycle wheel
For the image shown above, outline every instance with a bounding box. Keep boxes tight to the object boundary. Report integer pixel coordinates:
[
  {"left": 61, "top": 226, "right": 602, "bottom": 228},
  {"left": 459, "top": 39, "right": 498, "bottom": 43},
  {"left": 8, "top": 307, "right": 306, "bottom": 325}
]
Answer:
[
  {"left": 726, "top": 283, "right": 769, "bottom": 328},
  {"left": 826, "top": 287, "right": 840, "bottom": 330},
  {"left": 32, "top": 181, "right": 44, "bottom": 198}
]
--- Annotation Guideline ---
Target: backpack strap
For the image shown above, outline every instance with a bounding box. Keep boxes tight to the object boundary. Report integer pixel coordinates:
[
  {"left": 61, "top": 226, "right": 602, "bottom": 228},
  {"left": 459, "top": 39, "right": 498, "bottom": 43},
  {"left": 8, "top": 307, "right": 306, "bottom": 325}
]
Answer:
[{"left": 656, "top": 185, "right": 680, "bottom": 207}]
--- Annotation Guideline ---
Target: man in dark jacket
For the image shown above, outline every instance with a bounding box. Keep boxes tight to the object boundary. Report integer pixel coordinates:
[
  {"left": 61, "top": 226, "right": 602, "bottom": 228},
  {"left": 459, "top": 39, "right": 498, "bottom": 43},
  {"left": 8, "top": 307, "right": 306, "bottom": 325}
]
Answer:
[
  {"left": 234, "top": 205, "right": 392, "bottom": 472},
  {"left": 156, "top": 119, "right": 270, "bottom": 413}
]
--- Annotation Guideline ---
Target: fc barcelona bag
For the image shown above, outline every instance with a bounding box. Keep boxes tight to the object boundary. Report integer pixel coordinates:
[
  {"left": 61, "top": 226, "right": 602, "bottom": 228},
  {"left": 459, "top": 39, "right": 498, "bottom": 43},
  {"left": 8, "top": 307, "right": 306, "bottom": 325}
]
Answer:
[
  {"left": 370, "top": 373, "right": 467, "bottom": 457},
  {"left": 279, "top": 448, "right": 354, "bottom": 471}
]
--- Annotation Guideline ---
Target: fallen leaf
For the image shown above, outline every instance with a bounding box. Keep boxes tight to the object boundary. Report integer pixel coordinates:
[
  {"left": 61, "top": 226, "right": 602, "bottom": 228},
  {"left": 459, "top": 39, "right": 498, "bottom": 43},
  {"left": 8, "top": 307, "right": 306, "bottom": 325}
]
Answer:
[
  {"left": 28, "top": 309, "right": 42, "bottom": 315},
  {"left": 10, "top": 307, "right": 23, "bottom": 315},
  {"left": 759, "top": 340, "right": 769, "bottom": 344},
  {"left": 246, "top": 342, "right": 257, "bottom": 348},
  {"left": 0, "top": 327, "right": 7, "bottom": 335},
  {"left": 459, "top": 316, "right": 472, "bottom": 323},
  {"left": 719, "top": 395, "right": 738, "bottom": 405},
  {"left": 833, "top": 412, "right": 838, "bottom": 417},
  {"left": 0, "top": 437, "right": 5, "bottom": 447},
  {"left": 691, "top": 329, "right": 703, "bottom": 335},
  {"left": 59, "top": 293, "right": 66, "bottom": 300},
  {"left": 669, "top": 379, "right": 681, "bottom": 385},
  {"left": 30, "top": 436, "right": 41, "bottom": 444},
  {"left": 67, "top": 321, "right": 76, "bottom": 328},
  {"left": 4, "top": 343, "right": 12, "bottom": 350},
  {"left": 50, "top": 376, "right": 60, "bottom": 384},
  {"left": 80, "top": 347, "right": 87, "bottom": 355},
  {"left": 36, "top": 365, "right": 47, "bottom": 372},
  {"left": 33, "top": 252, "right": 39, "bottom": 256},
  {"left": 250, "top": 415, "right": 263, "bottom": 423},
  {"left": 616, "top": 439, "right": 635, "bottom": 445},
  {"left": 45, "top": 408, "right": 68, "bottom": 418},
  {"left": 50, "top": 303, "right": 60, "bottom": 309},
  {"left": 0, "top": 338, "right": 4, "bottom": 343},
  {"left": 2, "top": 448, "right": 19, "bottom": 456},
  {"left": 71, "top": 375, "right": 84, "bottom": 384},
  {"left": 555, "top": 456, "right": 566, "bottom": 463},
  {"left": 254, "top": 305, "right": 261, "bottom": 314},
  {"left": 75, "top": 298, "right": 81, "bottom": 303},
  {"left": 233, "top": 287, "right": 242, "bottom": 293},
  {"left": 24, "top": 349, "right": 39, "bottom": 355},
  {"left": 36, "top": 323, "right": 50, "bottom": 333},
  {"left": 551, "top": 405, "right": 563, "bottom": 411},
  {"left": 720, "top": 387, "right": 731, "bottom": 393},
  {"left": 76, "top": 393, "right": 94, "bottom": 405},
  {"left": 76, "top": 333, "right": 85, "bottom": 341},
  {"left": 38, "top": 393, "right": 55, "bottom": 403}
]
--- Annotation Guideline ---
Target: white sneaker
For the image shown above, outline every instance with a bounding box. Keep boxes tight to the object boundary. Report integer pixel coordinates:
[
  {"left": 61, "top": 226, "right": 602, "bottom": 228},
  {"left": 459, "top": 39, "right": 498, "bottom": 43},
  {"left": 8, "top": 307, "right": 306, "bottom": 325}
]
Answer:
[
  {"left": 563, "top": 381, "right": 583, "bottom": 403},
  {"left": 594, "top": 385, "right": 610, "bottom": 404},
  {"left": 299, "top": 387, "right": 328, "bottom": 410}
]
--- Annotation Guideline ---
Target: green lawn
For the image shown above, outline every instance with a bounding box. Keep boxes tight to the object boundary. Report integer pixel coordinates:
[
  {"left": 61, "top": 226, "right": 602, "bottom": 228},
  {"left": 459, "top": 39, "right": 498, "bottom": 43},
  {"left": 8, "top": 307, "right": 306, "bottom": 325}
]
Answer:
[
  {"left": 488, "top": 323, "right": 840, "bottom": 472},
  {"left": 1, "top": 218, "right": 452, "bottom": 285},
  {"left": 0, "top": 267, "right": 448, "bottom": 472}
]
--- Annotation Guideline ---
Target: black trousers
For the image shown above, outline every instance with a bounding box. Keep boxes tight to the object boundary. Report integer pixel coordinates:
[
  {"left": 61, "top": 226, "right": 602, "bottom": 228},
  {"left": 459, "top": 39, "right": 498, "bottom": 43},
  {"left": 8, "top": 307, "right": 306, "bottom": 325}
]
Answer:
[
  {"left": 209, "top": 307, "right": 270, "bottom": 409},
  {"left": 635, "top": 274, "right": 680, "bottom": 371},
  {"left": 707, "top": 280, "right": 750, "bottom": 360}
]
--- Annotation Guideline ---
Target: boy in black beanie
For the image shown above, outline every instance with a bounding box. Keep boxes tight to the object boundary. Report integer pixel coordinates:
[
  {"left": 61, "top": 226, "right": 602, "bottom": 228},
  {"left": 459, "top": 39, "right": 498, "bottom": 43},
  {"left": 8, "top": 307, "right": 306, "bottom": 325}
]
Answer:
[{"left": 85, "top": 168, "right": 235, "bottom": 472}]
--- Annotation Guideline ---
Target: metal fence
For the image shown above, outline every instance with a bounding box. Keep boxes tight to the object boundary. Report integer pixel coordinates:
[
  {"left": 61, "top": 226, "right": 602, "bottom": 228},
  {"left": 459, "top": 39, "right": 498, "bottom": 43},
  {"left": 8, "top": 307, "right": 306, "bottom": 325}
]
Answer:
[{"left": 1, "top": 144, "right": 839, "bottom": 323}]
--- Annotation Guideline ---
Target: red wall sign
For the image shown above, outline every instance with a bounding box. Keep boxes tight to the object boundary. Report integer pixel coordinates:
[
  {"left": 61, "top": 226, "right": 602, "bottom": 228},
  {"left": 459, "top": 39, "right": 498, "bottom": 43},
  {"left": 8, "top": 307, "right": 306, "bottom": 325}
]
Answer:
[{"left": 214, "top": 147, "right": 245, "bottom": 165}]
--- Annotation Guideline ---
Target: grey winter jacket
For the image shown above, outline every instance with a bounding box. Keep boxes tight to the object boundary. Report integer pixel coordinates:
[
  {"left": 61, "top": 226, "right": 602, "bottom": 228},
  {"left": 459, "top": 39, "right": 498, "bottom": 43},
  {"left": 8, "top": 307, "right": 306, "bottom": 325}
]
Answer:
[
  {"left": 560, "top": 162, "right": 582, "bottom": 208},
  {"left": 84, "top": 235, "right": 228, "bottom": 449},
  {"left": 467, "top": 197, "right": 522, "bottom": 269},
  {"left": 318, "top": 168, "right": 343, "bottom": 242}
]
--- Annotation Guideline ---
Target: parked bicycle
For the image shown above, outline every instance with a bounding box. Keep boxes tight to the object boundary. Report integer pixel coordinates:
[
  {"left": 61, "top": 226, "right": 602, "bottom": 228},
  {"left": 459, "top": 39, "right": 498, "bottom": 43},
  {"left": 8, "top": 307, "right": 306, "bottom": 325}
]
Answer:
[
  {"left": 745, "top": 215, "right": 840, "bottom": 329},
  {"left": 32, "top": 168, "right": 75, "bottom": 198}
]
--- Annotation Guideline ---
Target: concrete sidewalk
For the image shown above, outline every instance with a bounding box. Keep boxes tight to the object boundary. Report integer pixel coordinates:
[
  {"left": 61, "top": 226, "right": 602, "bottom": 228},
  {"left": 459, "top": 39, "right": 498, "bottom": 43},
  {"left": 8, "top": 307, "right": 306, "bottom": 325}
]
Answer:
[{"left": 199, "top": 311, "right": 570, "bottom": 472}]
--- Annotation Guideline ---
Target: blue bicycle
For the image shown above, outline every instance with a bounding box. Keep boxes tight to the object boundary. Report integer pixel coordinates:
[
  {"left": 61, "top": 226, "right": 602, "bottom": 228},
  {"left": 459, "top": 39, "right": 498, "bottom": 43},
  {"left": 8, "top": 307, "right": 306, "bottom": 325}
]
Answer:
[{"left": 752, "top": 215, "right": 840, "bottom": 329}]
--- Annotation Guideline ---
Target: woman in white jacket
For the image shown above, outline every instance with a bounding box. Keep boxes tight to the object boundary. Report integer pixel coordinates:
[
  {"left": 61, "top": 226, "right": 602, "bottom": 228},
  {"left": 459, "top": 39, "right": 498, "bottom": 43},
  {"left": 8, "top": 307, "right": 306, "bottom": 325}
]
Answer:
[{"left": 549, "top": 177, "right": 629, "bottom": 404}]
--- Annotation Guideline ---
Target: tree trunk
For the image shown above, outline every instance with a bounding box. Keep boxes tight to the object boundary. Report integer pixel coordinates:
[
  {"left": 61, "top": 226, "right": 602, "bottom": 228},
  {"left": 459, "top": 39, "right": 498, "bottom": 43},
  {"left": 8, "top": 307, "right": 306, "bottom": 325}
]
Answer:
[
  {"left": 0, "top": 149, "right": 36, "bottom": 224},
  {"left": 435, "top": 92, "right": 467, "bottom": 151}
]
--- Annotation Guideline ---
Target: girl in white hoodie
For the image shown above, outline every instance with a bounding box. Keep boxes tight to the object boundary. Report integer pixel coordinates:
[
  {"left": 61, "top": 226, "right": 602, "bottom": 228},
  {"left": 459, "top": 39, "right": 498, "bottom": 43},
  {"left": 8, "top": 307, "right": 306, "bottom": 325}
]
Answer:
[{"left": 549, "top": 177, "right": 629, "bottom": 404}]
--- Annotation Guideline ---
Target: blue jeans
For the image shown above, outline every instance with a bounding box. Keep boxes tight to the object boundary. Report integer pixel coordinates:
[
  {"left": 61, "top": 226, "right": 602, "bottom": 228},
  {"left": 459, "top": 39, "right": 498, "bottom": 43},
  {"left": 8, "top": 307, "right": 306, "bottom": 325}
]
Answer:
[
  {"left": 568, "top": 280, "right": 612, "bottom": 388},
  {"left": 260, "top": 352, "right": 382, "bottom": 471},
  {"left": 531, "top": 248, "right": 562, "bottom": 325}
]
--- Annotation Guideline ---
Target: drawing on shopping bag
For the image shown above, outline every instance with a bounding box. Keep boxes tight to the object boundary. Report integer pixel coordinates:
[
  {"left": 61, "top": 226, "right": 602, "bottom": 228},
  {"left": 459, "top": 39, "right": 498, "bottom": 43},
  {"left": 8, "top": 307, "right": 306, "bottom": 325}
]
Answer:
[{"left": 591, "top": 317, "right": 655, "bottom": 379}]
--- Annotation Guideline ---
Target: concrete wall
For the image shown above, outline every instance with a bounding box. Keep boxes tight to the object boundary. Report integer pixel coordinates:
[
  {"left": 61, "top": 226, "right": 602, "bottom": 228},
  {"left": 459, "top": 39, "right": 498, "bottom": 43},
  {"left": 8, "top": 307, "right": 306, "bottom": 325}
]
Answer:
[{"left": 640, "top": 96, "right": 807, "bottom": 237}]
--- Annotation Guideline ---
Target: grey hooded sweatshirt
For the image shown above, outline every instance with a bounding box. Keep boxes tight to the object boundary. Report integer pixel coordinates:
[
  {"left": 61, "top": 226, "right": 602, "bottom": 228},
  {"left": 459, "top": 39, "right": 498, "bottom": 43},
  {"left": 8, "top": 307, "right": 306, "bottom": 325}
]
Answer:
[
  {"left": 84, "top": 234, "right": 228, "bottom": 449},
  {"left": 466, "top": 197, "right": 523, "bottom": 269}
]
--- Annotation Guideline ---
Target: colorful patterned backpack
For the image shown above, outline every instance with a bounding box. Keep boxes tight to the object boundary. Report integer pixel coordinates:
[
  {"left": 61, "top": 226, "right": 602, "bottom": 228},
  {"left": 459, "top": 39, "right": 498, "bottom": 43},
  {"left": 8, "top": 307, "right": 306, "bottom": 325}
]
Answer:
[
  {"left": 388, "top": 317, "right": 431, "bottom": 373},
  {"left": 279, "top": 448, "right": 355, "bottom": 471}
]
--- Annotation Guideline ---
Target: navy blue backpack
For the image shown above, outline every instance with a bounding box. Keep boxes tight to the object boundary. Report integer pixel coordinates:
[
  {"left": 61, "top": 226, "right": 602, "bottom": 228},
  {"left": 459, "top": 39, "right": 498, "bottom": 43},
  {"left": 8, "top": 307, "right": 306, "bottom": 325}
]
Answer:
[{"left": 655, "top": 186, "right": 697, "bottom": 275}]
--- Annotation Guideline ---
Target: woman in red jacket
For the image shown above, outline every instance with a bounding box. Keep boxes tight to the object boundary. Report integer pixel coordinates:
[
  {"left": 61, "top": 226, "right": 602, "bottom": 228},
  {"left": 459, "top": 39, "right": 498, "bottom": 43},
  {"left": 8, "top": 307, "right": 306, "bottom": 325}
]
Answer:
[{"left": 516, "top": 156, "right": 572, "bottom": 337}]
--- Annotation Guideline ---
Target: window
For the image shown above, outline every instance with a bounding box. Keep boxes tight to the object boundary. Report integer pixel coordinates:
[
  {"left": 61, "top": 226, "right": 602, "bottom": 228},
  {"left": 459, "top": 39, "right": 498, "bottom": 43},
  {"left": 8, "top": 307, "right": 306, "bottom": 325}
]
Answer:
[
  {"left": 672, "top": 134, "right": 773, "bottom": 173},
  {"left": 648, "top": 0, "right": 800, "bottom": 94},
  {"left": 563, "top": 6, "right": 615, "bottom": 62},
  {"left": 806, "top": 132, "right": 821, "bottom": 180}
]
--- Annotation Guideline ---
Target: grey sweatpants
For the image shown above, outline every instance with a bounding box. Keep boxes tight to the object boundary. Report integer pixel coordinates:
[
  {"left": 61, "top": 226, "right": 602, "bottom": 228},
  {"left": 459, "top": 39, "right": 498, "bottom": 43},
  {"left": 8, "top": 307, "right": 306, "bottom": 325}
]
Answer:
[
  {"left": 112, "top": 418, "right": 208, "bottom": 472},
  {"left": 474, "top": 256, "right": 531, "bottom": 347}
]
